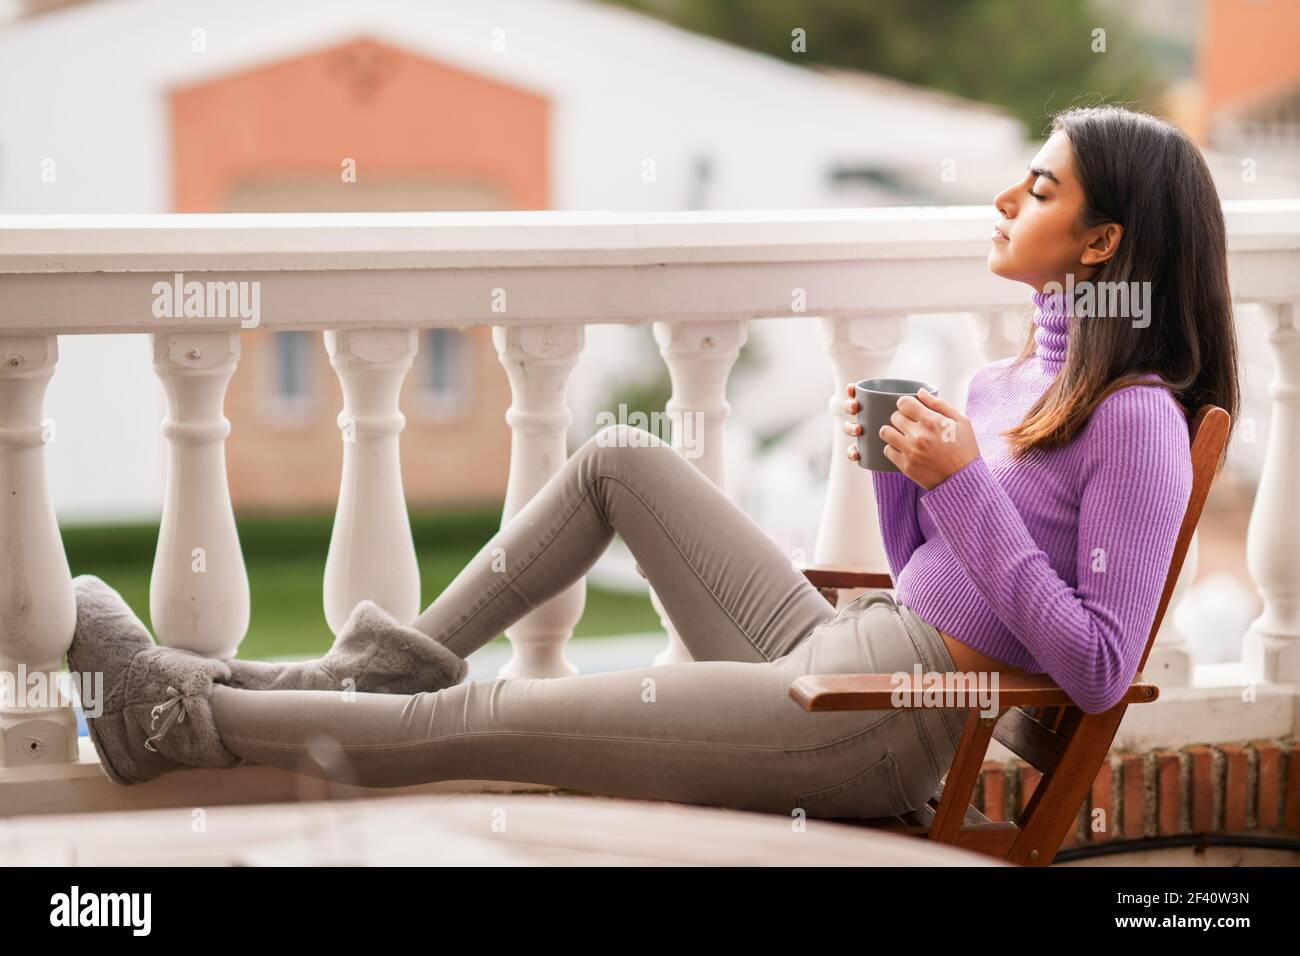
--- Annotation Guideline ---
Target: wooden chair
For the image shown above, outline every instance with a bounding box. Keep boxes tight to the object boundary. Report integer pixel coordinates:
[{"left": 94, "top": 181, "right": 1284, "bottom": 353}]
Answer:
[{"left": 790, "top": 404, "right": 1231, "bottom": 866}]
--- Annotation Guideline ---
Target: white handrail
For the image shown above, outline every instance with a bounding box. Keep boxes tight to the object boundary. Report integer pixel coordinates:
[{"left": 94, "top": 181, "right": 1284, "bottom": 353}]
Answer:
[{"left": 0, "top": 203, "right": 1296, "bottom": 334}]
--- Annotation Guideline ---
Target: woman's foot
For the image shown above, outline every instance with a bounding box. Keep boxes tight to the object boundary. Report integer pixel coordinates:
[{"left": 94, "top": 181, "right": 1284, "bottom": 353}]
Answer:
[
  {"left": 221, "top": 600, "right": 471, "bottom": 694},
  {"left": 67, "top": 575, "right": 244, "bottom": 785}
]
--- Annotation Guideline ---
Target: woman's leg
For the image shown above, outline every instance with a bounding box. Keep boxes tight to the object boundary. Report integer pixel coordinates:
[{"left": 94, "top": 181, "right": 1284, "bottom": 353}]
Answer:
[
  {"left": 203, "top": 423, "right": 964, "bottom": 816},
  {"left": 210, "top": 592, "right": 966, "bottom": 818},
  {"left": 412, "top": 422, "right": 836, "bottom": 665}
]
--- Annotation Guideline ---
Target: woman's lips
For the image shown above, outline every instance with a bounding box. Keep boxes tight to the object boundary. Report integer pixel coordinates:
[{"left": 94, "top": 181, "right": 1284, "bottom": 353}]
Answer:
[{"left": 991, "top": 224, "right": 1009, "bottom": 242}]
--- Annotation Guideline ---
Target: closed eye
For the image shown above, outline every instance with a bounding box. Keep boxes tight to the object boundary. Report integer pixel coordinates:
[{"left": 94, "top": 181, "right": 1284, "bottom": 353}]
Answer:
[{"left": 1027, "top": 188, "right": 1046, "bottom": 201}]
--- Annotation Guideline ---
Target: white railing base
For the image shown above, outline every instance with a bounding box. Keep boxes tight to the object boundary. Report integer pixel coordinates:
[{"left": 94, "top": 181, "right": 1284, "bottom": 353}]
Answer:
[
  {"left": 0, "top": 736, "right": 559, "bottom": 820},
  {"left": 1107, "top": 680, "right": 1295, "bottom": 755},
  {"left": 0, "top": 707, "right": 79, "bottom": 769},
  {"left": 975, "top": 681, "right": 1298, "bottom": 762}
]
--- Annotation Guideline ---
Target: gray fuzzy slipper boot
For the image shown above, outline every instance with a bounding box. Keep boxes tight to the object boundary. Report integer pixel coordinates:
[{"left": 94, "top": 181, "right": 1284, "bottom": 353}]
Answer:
[
  {"left": 68, "top": 574, "right": 245, "bottom": 786},
  {"left": 222, "top": 599, "right": 470, "bottom": 695}
]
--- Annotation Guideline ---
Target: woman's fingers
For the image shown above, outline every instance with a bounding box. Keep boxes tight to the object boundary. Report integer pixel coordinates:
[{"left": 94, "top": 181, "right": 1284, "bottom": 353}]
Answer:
[
  {"left": 841, "top": 417, "right": 862, "bottom": 436},
  {"left": 846, "top": 441, "right": 859, "bottom": 461},
  {"left": 879, "top": 423, "right": 907, "bottom": 447}
]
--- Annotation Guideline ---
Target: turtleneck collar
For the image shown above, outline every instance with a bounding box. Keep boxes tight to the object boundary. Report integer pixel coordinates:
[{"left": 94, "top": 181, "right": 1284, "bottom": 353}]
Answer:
[{"left": 1031, "top": 288, "right": 1070, "bottom": 374}]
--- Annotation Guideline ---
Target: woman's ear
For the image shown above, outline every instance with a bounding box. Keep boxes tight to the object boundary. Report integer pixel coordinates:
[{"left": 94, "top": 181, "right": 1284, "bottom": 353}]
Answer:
[{"left": 1080, "top": 221, "right": 1122, "bottom": 267}]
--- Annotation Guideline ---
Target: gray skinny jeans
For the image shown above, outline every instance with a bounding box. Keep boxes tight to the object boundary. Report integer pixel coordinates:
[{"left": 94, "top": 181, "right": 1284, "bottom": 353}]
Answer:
[{"left": 209, "top": 423, "right": 969, "bottom": 820}]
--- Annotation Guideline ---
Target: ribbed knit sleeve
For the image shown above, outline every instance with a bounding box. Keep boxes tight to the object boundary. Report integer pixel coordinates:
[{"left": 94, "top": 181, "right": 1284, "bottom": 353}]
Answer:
[
  {"left": 870, "top": 470, "right": 924, "bottom": 585},
  {"left": 916, "top": 386, "right": 1192, "bottom": 714}
]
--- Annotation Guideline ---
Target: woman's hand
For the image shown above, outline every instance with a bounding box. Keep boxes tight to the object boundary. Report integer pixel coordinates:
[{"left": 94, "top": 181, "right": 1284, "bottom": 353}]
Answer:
[{"left": 841, "top": 383, "right": 980, "bottom": 490}]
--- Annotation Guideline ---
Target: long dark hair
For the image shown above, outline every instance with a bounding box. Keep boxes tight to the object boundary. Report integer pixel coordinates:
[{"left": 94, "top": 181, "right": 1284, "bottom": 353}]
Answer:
[{"left": 1002, "top": 104, "right": 1239, "bottom": 468}]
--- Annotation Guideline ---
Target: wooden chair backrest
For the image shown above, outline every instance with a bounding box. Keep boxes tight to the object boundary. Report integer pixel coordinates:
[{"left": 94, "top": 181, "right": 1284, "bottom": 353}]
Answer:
[{"left": 1135, "top": 404, "right": 1232, "bottom": 672}]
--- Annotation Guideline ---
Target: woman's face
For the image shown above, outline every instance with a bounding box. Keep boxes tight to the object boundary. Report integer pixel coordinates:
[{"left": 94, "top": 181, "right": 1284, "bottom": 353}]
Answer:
[{"left": 988, "top": 130, "right": 1118, "bottom": 292}]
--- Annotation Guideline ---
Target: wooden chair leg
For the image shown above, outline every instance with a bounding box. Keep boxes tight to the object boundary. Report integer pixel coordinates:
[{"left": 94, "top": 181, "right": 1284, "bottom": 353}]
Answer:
[
  {"left": 929, "top": 710, "right": 998, "bottom": 844},
  {"left": 1007, "top": 707, "right": 1127, "bottom": 865}
]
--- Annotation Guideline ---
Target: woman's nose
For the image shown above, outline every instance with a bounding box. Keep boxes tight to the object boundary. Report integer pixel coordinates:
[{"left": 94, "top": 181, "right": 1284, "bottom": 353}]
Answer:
[{"left": 993, "top": 190, "right": 1013, "bottom": 220}]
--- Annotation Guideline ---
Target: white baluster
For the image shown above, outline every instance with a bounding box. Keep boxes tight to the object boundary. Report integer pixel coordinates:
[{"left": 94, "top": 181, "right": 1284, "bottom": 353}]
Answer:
[
  {"left": 1243, "top": 301, "right": 1300, "bottom": 683},
  {"left": 322, "top": 329, "right": 421, "bottom": 635},
  {"left": 814, "top": 315, "right": 907, "bottom": 576},
  {"left": 648, "top": 320, "right": 748, "bottom": 666},
  {"left": 0, "top": 336, "right": 77, "bottom": 767},
  {"left": 492, "top": 324, "right": 585, "bottom": 678},
  {"left": 968, "top": 309, "right": 1022, "bottom": 363},
  {"left": 150, "top": 332, "right": 249, "bottom": 658}
]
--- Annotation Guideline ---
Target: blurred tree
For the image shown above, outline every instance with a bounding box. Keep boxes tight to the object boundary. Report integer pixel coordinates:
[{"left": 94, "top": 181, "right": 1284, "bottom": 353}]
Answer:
[{"left": 603, "top": 0, "right": 1167, "bottom": 134}]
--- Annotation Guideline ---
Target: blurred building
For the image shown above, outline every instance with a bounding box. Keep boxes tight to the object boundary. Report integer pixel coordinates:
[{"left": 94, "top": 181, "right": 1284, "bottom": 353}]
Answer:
[
  {"left": 0, "top": 0, "right": 1035, "bottom": 521},
  {"left": 1197, "top": 0, "right": 1300, "bottom": 155}
]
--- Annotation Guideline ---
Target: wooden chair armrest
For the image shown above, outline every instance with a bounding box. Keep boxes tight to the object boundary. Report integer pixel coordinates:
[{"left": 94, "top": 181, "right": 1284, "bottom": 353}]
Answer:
[
  {"left": 788, "top": 672, "right": 1159, "bottom": 712},
  {"left": 799, "top": 563, "right": 895, "bottom": 590}
]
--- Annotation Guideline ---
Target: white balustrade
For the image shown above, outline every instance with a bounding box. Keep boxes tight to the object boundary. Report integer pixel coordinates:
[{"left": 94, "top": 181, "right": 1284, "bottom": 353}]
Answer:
[
  {"left": 0, "top": 205, "right": 1295, "bottom": 779},
  {"left": 322, "top": 329, "right": 421, "bottom": 635},
  {"left": 0, "top": 335, "right": 77, "bottom": 768},
  {"left": 648, "top": 319, "right": 748, "bottom": 665},
  {"left": 492, "top": 323, "right": 586, "bottom": 678},
  {"left": 150, "top": 332, "right": 249, "bottom": 659},
  {"left": 1243, "top": 301, "right": 1300, "bottom": 683}
]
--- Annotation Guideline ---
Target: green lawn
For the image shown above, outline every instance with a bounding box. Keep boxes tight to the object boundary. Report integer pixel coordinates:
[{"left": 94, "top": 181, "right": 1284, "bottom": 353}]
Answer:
[{"left": 62, "top": 508, "right": 663, "bottom": 660}]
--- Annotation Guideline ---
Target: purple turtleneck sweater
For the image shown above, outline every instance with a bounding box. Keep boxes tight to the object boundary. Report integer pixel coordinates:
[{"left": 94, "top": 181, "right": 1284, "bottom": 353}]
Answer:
[{"left": 872, "top": 290, "right": 1193, "bottom": 714}]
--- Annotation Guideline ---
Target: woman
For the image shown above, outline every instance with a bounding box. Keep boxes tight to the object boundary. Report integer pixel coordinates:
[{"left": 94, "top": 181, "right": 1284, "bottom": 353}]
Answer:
[{"left": 69, "top": 104, "right": 1238, "bottom": 822}]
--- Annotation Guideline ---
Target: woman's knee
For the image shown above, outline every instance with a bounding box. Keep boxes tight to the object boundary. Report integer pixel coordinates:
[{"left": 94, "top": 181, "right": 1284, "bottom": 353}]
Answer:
[
  {"left": 566, "top": 426, "right": 681, "bottom": 519},
  {"left": 581, "top": 425, "right": 674, "bottom": 476},
  {"left": 590, "top": 423, "right": 668, "bottom": 453}
]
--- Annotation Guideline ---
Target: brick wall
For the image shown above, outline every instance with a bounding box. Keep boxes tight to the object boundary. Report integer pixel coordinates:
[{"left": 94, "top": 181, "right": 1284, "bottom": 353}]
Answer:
[{"left": 975, "top": 739, "right": 1300, "bottom": 850}]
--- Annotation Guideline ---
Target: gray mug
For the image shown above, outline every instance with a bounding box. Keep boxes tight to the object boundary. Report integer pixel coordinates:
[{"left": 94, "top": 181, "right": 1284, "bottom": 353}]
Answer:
[{"left": 854, "top": 378, "right": 939, "bottom": 472}]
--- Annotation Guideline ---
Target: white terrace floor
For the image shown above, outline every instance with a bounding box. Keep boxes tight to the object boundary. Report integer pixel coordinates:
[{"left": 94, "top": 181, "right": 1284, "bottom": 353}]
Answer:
[{"left": 1, "top": 790, "right": 1005, "bottom": 866}]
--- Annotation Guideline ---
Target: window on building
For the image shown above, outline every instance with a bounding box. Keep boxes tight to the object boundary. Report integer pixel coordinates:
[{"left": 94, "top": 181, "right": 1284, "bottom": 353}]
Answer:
[
  {"left": 415, "top": 327, "right": 470, "bottom": 419},
  {"left": 265, "top": 330, "right": 316, "bottom": 422}
]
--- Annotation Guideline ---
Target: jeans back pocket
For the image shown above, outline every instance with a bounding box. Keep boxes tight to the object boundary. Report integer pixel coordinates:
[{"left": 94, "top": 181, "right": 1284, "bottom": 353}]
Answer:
[{"left": 795, "top": 750, "right": 913, "bottom": 820}]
